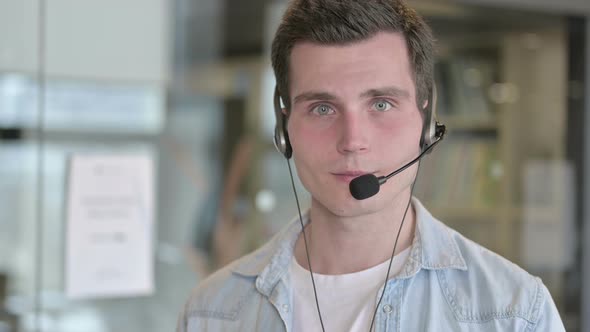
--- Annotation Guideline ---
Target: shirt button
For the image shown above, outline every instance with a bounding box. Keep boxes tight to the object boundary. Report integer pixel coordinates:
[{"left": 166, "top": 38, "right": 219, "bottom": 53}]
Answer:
[
  {"left": 282, "top": 304, "right": 290, "bottom": 312},
  {"left": 383, "top": 304, "right": 393, "bottom": 313}
]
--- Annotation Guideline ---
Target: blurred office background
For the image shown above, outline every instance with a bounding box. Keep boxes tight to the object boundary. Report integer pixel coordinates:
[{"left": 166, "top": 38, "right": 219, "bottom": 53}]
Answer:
[{"left": 0, "top": 0, "right": 589, "bottom": 331}]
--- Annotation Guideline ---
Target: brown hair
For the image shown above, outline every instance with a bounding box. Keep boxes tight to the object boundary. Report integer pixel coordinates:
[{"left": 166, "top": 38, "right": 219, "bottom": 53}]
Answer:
[{"left": 271, "top": 0, "right": 435, "bottom": 113}]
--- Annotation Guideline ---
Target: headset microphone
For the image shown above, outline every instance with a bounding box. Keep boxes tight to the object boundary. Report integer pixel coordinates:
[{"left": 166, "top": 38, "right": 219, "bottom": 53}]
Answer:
[{"left": 349, "top": 134, "right": 443, "bottom": 200}]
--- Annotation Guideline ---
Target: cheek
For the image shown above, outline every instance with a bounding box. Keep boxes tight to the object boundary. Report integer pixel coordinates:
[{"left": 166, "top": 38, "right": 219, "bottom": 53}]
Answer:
[
  {"left": 374, "top": 115, "right": 422, "bottom": 149},
  {"left": 288, "top": 118, "right": 335, "bottom": 155}
]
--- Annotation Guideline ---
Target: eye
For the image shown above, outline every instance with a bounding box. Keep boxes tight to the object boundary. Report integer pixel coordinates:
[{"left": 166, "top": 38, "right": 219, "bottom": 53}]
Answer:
[
  {"left": 311, "top": 104, "right": 335, "bottom": 116},
  {"left": 373, "top": 100, "right": 393, "bottom": 112}
]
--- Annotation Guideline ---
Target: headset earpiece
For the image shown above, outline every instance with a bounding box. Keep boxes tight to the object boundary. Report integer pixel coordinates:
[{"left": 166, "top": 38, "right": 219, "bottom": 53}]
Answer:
[
  {"left": 420, "top": 84, "right": 446, "bottom": 153},
  {"left": 273, "top": 86, "right": 293, "bottom": 159}
]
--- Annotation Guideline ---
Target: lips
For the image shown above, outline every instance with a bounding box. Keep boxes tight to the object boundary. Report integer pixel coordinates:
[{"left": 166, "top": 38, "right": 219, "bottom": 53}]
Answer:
[{"left": 331, "top": 171, "right": 374, "bottom": 182}]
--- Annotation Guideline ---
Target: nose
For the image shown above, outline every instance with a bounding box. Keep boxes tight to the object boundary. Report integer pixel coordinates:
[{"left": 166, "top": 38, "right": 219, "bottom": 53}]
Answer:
[{"left": 336, "top": 113, "right": 370, "bottom": 154}]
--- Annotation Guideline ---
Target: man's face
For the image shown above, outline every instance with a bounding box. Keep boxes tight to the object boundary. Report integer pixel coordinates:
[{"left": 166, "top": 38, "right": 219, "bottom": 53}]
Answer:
[{"left": 287, "top": 32, "right": 423, "bottom": 217}]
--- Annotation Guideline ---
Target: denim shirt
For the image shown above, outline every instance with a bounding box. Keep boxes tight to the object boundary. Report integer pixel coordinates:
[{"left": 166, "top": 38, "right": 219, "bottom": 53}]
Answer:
[{"left": 177, "top": 198, "right": 565, "bottom": 331}]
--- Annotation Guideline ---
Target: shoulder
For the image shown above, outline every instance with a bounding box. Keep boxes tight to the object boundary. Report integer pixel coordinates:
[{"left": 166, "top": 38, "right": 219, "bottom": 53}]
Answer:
[
  {"left": 176, "top": 251, "right": 263, "bottom": 332},
  {"left": 183, "top": 249, "right": 265, "bottom": 317},
  {"left": 183, "top": 216, "right": 300, "bottom": 307},
  {"left": 176, "top": 219, "right": 302, "bottom": 332},
  {"left": 439, "top": 226, "right": 551, "bottom": 325},
  {"left": 178, "top": 219, "right": 298, "bottom": 322},
  {"left": 449, "top": 227, "right": 537, "bottom": 293}
]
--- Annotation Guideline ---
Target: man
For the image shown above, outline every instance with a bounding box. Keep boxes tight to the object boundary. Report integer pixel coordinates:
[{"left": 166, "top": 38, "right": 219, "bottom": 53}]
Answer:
[{"left": 177, "top": 0, "right": 565, "bottom": 331}]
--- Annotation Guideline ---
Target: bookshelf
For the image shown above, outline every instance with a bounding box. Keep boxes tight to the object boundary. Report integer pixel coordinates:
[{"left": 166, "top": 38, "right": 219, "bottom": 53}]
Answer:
[{"left": 415, "top": 18, "right": 568, "bottom": 263}]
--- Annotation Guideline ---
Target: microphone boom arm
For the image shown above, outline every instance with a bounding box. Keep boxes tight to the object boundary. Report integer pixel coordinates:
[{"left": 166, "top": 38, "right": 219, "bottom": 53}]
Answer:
[{"left": 379, "top": 137, "right": 442, "bottom": 185}]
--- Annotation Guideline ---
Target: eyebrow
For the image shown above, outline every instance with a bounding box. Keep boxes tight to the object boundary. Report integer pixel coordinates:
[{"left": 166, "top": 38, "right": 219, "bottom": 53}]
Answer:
[
  {"left": 293, "top": 91, "right": 337, "bottom": 105},
  {"left": 360, "top": 87, "right": 410, "bottom": 100},
  {"left": 292, "top": 86, "right": 410, "bottom": 105}
]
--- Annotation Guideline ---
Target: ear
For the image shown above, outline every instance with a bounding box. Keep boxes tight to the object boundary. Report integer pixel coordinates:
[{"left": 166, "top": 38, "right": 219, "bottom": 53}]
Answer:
[
  {"left": 422, "top": 100, "right": 429, "bottom": 110},
  {"left": 281, "top": 108, "right": 288, "bottom": 116}
]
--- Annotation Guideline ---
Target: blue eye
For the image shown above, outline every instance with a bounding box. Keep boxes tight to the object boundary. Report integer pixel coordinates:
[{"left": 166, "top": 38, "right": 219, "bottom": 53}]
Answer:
[
  {"left": 311, "top": 104, "right": 334, "bottom": 116},
  {"left": 373, "top": 100, "right": 393, "bottom": 112}
]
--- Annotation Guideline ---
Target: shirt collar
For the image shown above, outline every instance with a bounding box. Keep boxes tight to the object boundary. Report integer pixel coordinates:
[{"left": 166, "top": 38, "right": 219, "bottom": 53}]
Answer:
[
  {"left": 397, "top": 198, "right": 467, "bottom": 279},
  {"left": 232, "top": 212, "right": 306, "bottom": 296},
  {"left": 231, "top": 197, "right": 467, "bottom": 296}
]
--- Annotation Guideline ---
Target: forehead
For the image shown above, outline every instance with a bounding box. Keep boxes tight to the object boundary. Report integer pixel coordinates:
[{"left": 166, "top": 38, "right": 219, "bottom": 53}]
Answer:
[{"left": 288, "top": 32, "right": 415, "bottom": 99}]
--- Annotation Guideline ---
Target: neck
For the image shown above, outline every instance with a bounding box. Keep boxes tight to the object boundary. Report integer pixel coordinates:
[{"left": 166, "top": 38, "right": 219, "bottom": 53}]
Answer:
[{"left": 295, "top": 191, "right": 416, "bottom": 275}]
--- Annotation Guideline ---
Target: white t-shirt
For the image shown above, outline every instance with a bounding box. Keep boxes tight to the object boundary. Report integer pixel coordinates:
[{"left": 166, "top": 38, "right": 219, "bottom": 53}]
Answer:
[{"left": 290, "top": 247, "right": 411, "bottom": 332}]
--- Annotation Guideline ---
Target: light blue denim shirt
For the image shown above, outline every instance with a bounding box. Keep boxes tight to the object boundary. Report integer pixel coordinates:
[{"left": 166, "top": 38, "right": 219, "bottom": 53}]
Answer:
[{"left": 177, "top": 198, "right": 565, "bottom": 331}]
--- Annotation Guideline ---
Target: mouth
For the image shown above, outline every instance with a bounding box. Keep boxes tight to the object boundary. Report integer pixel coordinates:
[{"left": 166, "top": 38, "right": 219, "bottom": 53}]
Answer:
[{"left": 331, "top": 171, "right": 375, "bottom": 182}]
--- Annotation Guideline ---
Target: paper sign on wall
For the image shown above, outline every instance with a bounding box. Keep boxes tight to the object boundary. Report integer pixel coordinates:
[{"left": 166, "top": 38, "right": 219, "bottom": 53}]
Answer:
[{"left": 65, "top": 154, "right": 155, "bottom": 299}]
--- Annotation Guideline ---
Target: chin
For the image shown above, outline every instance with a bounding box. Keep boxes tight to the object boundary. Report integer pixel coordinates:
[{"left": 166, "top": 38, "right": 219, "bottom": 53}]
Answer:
[{"left": 313, "top": 193, "right": 385, "bottom": 218}]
